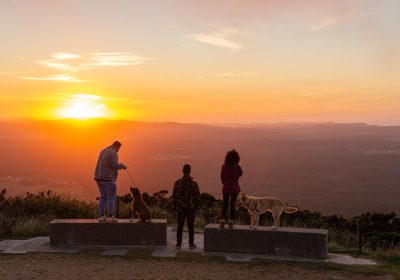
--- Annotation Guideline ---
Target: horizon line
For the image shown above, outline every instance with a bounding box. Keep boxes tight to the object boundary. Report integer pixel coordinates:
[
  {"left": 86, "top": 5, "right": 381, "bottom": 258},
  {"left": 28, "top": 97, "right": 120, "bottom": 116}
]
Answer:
[{"left": 0, "top": 117, "right": 398, "bottom": 128}]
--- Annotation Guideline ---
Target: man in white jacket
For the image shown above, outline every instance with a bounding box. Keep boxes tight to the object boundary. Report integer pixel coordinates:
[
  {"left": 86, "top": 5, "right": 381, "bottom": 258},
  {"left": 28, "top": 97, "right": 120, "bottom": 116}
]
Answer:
[{"left": 94, "top": 141, "right": 127, "bottom": 222}]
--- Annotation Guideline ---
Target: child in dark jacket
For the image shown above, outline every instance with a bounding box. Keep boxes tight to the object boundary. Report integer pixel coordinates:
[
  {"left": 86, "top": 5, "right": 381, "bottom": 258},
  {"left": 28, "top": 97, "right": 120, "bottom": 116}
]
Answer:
[{"left": 220, "top": 149, "right": 243, "bottom": 228}]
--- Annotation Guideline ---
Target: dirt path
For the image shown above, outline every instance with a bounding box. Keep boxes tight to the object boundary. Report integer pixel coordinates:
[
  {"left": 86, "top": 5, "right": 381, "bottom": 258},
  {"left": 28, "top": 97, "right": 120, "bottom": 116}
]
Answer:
[{"left": 0, "top": 251, "right": 392, "bottom": 280}]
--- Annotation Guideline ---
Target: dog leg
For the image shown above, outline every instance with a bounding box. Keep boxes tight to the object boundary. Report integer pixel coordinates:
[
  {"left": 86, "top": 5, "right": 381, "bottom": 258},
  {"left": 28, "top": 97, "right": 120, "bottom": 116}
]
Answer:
[
  {"left": 271, "top": 208, "right": 282, "bottom": 230},
  {"left": 129, "top": 207, "right": 134, "bottom": 222},
  {"left": 254, "top": 212, "right": 259, "bottom": 229}
]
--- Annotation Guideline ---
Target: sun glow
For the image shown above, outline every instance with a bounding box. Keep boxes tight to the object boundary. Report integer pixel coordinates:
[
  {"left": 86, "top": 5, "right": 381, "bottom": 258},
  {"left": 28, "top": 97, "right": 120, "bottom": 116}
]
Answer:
[{"left": 58, "top": 95, "right": 107, "bottom": 119}]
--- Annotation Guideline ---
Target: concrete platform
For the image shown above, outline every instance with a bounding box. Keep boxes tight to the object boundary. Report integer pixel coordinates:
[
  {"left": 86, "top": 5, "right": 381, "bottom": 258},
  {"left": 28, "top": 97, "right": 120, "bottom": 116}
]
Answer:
[
  {"left": 1, "top": 227, "right": 376, "bottom": 266},
  {"left": 204, "top": 224, "right": 328, "bottom": 260},
  {"left": 50, "top": 219, "right": 167, "bottom": 247}
]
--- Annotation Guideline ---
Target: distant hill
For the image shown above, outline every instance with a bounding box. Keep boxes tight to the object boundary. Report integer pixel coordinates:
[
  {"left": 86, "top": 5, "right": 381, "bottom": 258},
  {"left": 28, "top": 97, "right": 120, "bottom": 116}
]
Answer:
[{"left": 1, "top": 119, "right": 399, "bottom": 216}]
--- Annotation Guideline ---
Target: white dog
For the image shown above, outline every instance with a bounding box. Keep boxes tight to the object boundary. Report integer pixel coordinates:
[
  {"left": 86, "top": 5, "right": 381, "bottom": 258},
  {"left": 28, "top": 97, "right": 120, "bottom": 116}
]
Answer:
[{"left": 235, "top": 193, "right": 298, "bottom": 229}]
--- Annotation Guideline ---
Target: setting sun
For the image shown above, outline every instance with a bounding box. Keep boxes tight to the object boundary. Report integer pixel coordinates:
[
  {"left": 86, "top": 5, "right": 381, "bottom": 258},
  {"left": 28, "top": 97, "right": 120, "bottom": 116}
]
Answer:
[{"left": 58, "top": 95, "right": 107, "bottom": 119}]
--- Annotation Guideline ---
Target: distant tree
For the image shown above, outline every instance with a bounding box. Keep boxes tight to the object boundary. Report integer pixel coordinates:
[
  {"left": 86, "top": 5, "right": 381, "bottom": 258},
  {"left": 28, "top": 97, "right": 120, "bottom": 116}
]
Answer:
[
  {"left": 142, "top": 192, "right": 152, "bottom": 205},
  {"left": 199, "top": 192, "right": 215, "bottom": 208}
]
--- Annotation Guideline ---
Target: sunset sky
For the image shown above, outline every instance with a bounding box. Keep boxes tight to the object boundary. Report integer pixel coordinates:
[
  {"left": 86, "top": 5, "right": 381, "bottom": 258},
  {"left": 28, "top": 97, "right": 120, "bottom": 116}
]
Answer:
[{"left": 1, "top": 0, "right": 399, "bottom": 124}]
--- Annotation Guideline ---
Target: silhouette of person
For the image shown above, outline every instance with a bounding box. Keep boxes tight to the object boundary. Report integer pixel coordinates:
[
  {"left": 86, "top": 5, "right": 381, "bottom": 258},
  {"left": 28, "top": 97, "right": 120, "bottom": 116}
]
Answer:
[
  {"left": 172, "top": 164, "right": 200, "bottom": 249},
  {"left": 220, "top": 149, "right": 243, "bottom": 228},
  {"left": 94, "top": 141, "right": 126, "bottom": 222}
]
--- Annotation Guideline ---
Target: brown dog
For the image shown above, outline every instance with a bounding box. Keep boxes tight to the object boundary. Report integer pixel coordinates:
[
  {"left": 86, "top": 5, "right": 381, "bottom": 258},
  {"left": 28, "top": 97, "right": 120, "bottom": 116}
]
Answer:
[
  {"left": 236, "top": 193, "right": 298, "bottom": 229},
  {"left": 129, "top": 187, "right": 152, "bottom": 222}
]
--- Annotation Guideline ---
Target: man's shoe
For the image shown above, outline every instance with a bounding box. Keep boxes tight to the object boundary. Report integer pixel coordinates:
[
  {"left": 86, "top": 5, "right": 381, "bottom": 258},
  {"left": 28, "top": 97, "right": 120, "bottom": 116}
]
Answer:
[
  {"left": 228, "top": 220, "right": 234, "bottom": 229},
  {"left": 98, "top": 216, "right": 107, "bottom": 223},
  {"left": 189, "top": 244, "right": 197, "bottom": 249},
  {"left": 219, "top": 219, "right": 225, "bottom": 229},
  {"left": 107, "top": 216, "right": 118, "bottom": 223},
  {"left": 176, "top": 244, "right": 182, "bottom": 249}
]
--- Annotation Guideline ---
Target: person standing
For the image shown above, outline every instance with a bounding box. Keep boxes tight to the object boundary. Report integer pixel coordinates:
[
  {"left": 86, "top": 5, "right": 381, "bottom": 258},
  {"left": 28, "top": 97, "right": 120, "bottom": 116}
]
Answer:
[
  {"left": 220, "top": 149, "right": 243, "bottom": 228},
  {"left": 94, "top": 141, "right": 127, "bottom": 222},
  {"left": 172, "top": 164, "right": 200, "bottom": 249}
]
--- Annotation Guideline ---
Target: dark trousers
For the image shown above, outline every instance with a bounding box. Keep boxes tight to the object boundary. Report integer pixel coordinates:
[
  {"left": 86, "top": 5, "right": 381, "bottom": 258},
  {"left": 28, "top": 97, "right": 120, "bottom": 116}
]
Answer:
[
  {"left": 221, "top": 193, "right": 238, "bottom": 220},
  {"left": 176, "top": 210, "right": 195, "bottom": 245}
]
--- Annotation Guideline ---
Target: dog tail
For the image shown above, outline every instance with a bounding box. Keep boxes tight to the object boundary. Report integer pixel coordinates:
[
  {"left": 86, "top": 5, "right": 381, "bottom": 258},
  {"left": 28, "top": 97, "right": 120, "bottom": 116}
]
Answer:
[{"left": 283, "top": 204, "right": 298, "bottom": 214}]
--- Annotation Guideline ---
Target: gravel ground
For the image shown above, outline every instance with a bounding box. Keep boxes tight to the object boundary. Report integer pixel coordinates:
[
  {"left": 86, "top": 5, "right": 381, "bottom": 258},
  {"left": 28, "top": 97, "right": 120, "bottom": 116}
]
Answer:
[{"left": 0, "top": 251, "right": 393, "bottom": 280}]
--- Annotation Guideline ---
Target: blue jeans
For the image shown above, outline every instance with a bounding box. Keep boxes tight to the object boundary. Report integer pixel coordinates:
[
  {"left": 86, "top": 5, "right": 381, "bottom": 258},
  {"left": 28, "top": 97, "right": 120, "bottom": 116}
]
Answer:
[{"left": 96, "top": 180, "right": 117, "bottom": 217}]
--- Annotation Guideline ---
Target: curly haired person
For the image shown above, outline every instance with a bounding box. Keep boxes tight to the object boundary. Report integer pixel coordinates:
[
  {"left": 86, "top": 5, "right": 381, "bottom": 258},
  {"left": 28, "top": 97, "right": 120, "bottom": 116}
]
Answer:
[{"left": 220, "top": 149, "right": 243, "bottom": 228}]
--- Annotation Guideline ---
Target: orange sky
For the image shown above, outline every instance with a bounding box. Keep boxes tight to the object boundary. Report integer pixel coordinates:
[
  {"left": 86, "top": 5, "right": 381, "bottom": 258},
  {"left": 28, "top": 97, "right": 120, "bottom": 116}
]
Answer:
[{"left": 0, "top": 0, "right": 399, "bottom": 124}]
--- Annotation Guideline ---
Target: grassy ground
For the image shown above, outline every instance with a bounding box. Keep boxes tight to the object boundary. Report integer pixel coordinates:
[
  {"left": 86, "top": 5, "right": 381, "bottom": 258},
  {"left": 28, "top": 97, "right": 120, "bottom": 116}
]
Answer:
[
  {"left": 0, "top": 249, "right": 394, "bottom": 280},
  {"left": 329, "top": 247, "right": 400, "bottom": 279}
]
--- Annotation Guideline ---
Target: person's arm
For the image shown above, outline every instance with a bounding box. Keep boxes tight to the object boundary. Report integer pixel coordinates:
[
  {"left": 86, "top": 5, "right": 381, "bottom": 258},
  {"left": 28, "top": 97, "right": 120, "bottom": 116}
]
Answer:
[
  {"left": 193, "top": 182, "right": 201, "bottom": 210},
  {"left": 238, "top": 165, "right": 243, "bottom": 177},
  {"left": 110, "top": 151, "right": 126, "bottom": 170},
  {"left": 220, "top": 165, "right": 225, "bottom": 183},
  {"left": 172, "top": 182, "right": 178, "bottom": 210}
]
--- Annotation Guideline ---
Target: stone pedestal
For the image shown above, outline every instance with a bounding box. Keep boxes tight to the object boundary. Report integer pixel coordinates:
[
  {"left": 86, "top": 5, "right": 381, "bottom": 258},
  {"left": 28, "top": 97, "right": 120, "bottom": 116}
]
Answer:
[
  {"left": 50, "top": 219, "right": 167, "bottom": 247},
  {"left": 204, "top": 224, "right": 328, "bottom": 259}
]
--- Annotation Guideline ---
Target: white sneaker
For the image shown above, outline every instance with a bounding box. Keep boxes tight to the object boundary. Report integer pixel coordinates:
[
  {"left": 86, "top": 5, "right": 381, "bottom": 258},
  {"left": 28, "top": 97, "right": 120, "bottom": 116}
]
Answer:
[
  {"left": 107, "top": 216, "right": 118, "bottom": 223},
  {"left": 98, "top": 216, "right": 107, "bottom": 223}
]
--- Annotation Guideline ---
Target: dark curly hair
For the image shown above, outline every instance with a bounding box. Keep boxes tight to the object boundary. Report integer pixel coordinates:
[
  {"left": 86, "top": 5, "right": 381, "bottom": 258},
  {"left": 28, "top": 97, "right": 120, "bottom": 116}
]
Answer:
[{"left": 224, "top": 149, "right": 240, "bottom": 165}]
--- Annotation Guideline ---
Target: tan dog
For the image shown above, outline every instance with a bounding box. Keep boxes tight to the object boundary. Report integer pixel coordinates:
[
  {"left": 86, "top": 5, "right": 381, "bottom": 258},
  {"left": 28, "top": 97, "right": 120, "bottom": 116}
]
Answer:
[
  {"left": 235, "top": 193, "right": 298, "bottom": 229},
  {"left": 129, "top": 187, "right": 152, "bottom": 222}
]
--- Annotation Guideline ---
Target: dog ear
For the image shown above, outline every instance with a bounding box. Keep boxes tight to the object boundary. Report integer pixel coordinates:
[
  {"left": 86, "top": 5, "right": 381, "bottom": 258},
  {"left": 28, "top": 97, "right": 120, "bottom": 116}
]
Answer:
[{"left": 241, "top": 193, "right": 246, "bottom": 200}]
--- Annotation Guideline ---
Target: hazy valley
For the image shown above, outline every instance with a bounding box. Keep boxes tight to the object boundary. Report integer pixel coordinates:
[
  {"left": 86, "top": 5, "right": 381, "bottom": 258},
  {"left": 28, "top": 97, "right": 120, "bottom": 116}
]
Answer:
[{"left": 1, "top": 120, "right": 399, "bottom": 216}]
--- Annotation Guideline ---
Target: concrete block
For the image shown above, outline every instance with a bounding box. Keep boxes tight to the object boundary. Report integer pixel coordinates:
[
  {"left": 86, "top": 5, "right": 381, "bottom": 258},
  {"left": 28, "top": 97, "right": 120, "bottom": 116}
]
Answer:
[
  {"left": 50, "top": 219, "right": 167, "bottom": 247},
  {"left": 204, "top": 224, "right": 328, "bottom": 260}
]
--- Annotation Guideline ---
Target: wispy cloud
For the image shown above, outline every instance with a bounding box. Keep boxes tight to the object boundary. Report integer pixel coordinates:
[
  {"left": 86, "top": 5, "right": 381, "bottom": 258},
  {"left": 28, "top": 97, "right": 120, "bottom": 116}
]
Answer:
[
  {"left": 20, "top": 74, "right": 86, "bottom": 82},
  {"left": 24, "top": 51, "right": 149, "bottom": 82},
  {"left": 21, "top": 93, "right": 127, "bottom": 102},
  {"left": 38, "top": 61, "right": 77, "bottom": 72},
  {"left": 51, "top": 52, "right": 79, "bottom": 60},
  {"left": 216, "top": 70, "right": 256, "bottom": 77},
  {"left": 37, "top": 51, "right": 149, "bottom": 72},
  {"left": 86, "top": 52, "right": 149, "bottom": 67},
  {"left": 186, "top": 28, "right": 243, "bottom": 51},
  {"left": 310, "top": 7, "right": 388, "bottom": 31}
]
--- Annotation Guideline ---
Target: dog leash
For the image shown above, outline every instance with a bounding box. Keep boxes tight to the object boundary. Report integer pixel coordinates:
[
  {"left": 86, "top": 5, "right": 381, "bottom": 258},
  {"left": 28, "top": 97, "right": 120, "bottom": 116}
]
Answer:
[
  {"left": 125, "top": 168, "right": 138, "bottom": 187},
  {"left": 153, "top": 198, "right": 173, "bottom": 215}
]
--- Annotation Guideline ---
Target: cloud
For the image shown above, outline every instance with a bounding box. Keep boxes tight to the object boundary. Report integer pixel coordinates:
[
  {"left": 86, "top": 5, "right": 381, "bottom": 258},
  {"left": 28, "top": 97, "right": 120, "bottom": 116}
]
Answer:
[
  {"left": 20, "top": 93, "right": 127, "bottom": 102},
  {"left": 86, "top": 52, "right": 149, "bottom": 67},
  {"left": 51, "top": 52, "right": 79, "bottom": 60},
  {"left": 25, "top": 51, "right": 149, "bottom": 83},
  {"left": 310, "top": 7, "right": 388, "bottom": 31},
  {"left": 54, "top": 93, "right": 129, "bottom": 102},
  {"left": 186, "top": 28, "right": 243, "bottom": 51},
  {"left": 38, "top": 61, "right": 77, "bottom": 71},
  {"left": 37, "top": 51, "right": 149, "bottom": 72},
  {"left": 216, "top": 70, "right": 256, "bottom": 77},
  {"left": 20, "top": 74, "right": 86, "bottom": 82}
]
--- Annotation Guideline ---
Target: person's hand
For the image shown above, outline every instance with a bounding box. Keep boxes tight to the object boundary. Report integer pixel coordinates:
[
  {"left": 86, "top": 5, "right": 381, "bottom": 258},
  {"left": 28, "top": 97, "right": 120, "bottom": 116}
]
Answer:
[{"left": 121, "top": 164, "right": 127, "bottom": 170}]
